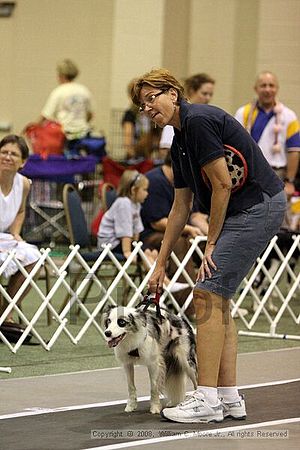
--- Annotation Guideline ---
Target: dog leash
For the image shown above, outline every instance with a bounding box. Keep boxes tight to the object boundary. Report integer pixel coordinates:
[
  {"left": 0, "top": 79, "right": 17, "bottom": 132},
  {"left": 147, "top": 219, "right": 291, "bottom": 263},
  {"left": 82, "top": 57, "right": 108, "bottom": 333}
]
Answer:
[{"left": 138, "top": 285, "right": 162, "bottom": 319}]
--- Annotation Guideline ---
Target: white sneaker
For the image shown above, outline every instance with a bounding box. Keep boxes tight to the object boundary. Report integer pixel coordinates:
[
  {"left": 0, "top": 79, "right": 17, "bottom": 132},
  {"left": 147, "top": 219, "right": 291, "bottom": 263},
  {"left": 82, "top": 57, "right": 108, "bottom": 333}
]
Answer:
[
  {"left": 161, "top": 391, "right": 223, "bottom": 423},
  {"left": 169, "top": 282, "right": 189, "bottom": 293},
  {"left": 221, "top": 395, "right": 247, "bottom": 420}
]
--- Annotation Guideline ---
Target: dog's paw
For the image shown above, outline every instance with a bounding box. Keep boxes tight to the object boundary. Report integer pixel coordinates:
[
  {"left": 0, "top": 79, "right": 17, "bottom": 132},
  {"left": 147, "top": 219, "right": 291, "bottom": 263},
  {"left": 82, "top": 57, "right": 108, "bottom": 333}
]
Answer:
[
  {"left": 125, "top": 401, "right": 137, "bottom": 412},
  {"left": 150, "top": 403, "right": 161, "bottom": 414}
]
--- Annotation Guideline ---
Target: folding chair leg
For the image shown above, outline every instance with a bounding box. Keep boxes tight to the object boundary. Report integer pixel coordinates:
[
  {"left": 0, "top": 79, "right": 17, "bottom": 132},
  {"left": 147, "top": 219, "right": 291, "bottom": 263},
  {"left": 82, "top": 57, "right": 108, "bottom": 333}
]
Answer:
[
  {"left": 76, "top": 276, "right": 95, "bottom": 316},
  {"left": 76, "top": 267, "right": 118, "bottom": 316},
  {"left": 18, "top": 306, "right": 23, "bottom": 325}
]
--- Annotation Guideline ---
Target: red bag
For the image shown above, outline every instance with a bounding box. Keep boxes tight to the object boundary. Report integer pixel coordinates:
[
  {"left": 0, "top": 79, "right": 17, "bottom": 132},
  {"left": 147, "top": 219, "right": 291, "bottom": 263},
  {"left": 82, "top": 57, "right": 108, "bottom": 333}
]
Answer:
[
  {"left": 102, "top": 156, "right": 154, "bottom": 188},
  {"left": 24, "top": 121, "right": 65, "bottom": 159},
  {"left": 91, "top": 209, "right": 104, "bottom": 237}
]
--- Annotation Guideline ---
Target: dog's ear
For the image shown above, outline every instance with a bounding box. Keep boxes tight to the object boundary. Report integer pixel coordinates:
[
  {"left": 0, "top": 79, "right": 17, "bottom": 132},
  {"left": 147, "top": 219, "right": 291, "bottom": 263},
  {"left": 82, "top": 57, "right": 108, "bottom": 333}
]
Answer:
[
  {"left": 102, "top": 304, "right": 116, "bottom": 316},
  {"left": 127, "top": 313, "right": 140, "bottom": 332}
]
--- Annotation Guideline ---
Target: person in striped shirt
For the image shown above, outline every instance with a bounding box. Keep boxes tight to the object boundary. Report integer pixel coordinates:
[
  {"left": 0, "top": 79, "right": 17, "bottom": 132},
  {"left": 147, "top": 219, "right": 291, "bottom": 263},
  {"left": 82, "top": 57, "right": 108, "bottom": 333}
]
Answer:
[{"left": 235, "top": 71, "right": 300, "bottom": 197}]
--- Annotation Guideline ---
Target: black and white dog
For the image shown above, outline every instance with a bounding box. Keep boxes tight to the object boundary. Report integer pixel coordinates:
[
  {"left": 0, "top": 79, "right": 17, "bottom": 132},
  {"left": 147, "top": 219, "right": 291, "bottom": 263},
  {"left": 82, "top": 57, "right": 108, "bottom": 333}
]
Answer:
[{"left": 103, "top": 305, "right": 197, "bottom": 414}]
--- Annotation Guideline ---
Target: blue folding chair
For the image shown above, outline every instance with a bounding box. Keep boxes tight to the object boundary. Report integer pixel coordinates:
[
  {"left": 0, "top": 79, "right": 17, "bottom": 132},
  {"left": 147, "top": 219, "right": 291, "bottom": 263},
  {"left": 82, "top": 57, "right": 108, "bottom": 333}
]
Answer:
[{"left": 101, "top": 182, "right": 117, "bottom": 212}]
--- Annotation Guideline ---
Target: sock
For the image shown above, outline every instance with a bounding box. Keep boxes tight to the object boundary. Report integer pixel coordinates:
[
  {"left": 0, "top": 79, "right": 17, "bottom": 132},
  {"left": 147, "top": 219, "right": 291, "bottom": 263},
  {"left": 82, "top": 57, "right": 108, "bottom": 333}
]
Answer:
[
  {"left": 197, "top": 385, "right": 218, "bottom": 406},
  {"left": 217, "top": 386, "right": 240, "bottom": 403}
]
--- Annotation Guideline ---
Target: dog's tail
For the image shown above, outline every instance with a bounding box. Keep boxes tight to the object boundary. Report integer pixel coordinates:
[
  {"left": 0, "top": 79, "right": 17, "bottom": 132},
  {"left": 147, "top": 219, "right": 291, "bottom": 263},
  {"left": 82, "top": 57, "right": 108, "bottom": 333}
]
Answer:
[
  {"left": 165, "top": 371, "right": 187, "bottom": 406},
  {"left": 164, "top": 343, "right": 189, "bottom": 406}
]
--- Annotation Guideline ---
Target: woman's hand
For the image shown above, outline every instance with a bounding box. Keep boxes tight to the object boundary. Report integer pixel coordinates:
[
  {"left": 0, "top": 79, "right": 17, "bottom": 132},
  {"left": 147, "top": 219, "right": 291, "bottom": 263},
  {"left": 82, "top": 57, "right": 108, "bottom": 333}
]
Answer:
[
  {"left": 148, "top": 263, "right": 166, "bottom": 294},
  {"left": 196, "top": 242, "right": 217, "bottom": 282},
  {"left": 12, "top": 234, "right": 23, "bottom": 241}
]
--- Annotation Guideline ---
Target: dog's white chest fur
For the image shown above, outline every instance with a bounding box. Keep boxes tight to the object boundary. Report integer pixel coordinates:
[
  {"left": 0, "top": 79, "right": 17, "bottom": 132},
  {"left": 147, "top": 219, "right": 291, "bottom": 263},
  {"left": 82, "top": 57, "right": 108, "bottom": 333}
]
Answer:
[{"left": 115, "top": 333, "right": 159, "bottom": 365}]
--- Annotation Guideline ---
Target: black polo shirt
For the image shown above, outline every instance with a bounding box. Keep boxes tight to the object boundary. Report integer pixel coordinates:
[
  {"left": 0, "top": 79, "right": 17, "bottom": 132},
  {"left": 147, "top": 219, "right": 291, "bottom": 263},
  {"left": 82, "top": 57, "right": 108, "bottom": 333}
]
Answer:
[{"left": 171, "top": 101, "right": 284, "bottom": 216}]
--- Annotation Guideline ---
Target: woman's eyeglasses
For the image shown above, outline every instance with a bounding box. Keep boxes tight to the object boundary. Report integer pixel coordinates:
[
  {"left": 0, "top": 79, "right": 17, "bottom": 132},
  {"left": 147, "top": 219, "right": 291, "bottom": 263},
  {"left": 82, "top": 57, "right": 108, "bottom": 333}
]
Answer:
[{"left": 139, "top": 89, "right": 168, "bottom": 112}]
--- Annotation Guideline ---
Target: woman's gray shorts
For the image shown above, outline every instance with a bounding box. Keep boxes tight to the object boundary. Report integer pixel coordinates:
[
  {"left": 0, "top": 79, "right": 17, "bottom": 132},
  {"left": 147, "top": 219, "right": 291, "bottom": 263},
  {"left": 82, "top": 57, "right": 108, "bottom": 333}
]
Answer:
[{"left": 195, "top": 191, "right": 287, "bottom": 299}]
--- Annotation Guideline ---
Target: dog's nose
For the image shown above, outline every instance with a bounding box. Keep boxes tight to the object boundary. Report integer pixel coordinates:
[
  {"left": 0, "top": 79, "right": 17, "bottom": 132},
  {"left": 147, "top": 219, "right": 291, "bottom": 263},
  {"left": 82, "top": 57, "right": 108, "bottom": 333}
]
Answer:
[{"left": 105, "top": 330, "right": 112, "bottom": 338}]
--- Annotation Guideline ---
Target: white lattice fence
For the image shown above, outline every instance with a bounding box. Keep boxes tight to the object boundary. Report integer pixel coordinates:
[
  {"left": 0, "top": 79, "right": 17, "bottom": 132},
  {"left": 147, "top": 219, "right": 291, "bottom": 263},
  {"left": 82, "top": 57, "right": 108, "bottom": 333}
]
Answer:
[
  {"left": 234, "top": 234, "right": 300, "bottom": 340},
  {"left": 0, "top": 235, "right": 299, "bottom": 354}
]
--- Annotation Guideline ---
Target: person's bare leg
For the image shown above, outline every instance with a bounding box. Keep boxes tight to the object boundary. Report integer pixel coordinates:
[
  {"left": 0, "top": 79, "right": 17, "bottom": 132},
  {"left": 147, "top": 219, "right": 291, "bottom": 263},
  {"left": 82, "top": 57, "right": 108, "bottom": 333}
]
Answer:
[
  {"left": 216, "top": 308, "right": 246, "bottom": 417},
  {"left": 161, "top": 287, "right": 226, "bottom": 422},
  {"left": 1, "top": 263, "right": 36, "bottom": 322},
  {"left": 194, "top": 288, "right": 229, "bottom": 387},
  {"left": 217, "top": 313, "right": 238, "bottom": 387},
  {"left": 189, "top": 211, "right": 209, "bottom": 236}
]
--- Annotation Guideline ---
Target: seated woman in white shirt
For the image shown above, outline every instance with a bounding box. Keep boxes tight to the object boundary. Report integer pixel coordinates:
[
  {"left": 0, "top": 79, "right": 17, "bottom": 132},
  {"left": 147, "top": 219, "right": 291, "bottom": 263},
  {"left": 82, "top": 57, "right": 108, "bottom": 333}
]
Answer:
[{"left": 0, "top": 135, "right": 40, "bottom": 323}]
